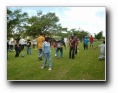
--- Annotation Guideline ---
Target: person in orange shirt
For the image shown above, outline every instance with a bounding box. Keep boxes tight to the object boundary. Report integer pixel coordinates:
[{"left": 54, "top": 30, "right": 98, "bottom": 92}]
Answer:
[{"left": 37, "top": 32, "right": 45, "bottom": 60}]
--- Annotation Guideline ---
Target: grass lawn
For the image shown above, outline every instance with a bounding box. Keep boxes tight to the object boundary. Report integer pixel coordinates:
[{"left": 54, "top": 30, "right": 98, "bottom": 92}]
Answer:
[{"left": 7, "top": 41, "right": 105, "bottom": 81}]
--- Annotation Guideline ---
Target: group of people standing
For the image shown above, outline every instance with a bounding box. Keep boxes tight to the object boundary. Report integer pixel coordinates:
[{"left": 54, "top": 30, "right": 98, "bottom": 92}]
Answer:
[
  {"left": 7, "top": 37, "right": 32, "bottom": 57},
  {"left": 83, "top": 35, "right": 105, "bottom": 60},
  {"left": 37, "top": 33, "right": 52, "bottom": 70},
  {"left": 83, "top": 35, "right": 94, "bottom": 50},
  {"left": 36, "top": 33, "right": 66, "bottom": 70},
  {"left": 15, "top": 38, "right": 32, "bottom": 57},
  {"left": 7, "top": 32, "right": 105, "bottom": 70},
  {"left": 36, "top": 33, "right": 80, "bottom": 70}
]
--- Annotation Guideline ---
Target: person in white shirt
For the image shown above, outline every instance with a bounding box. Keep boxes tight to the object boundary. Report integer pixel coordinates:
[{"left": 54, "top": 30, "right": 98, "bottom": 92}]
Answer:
[
  {"left": 94, "top": 41, "right": 105, "bottom": 60},
  {"left": 32, "top": 39, "right": 37, "bottom": 50},
  {"left": 9, "top": 37, "right": 14, "bottom": 52},
  {"left": 19, "top": 37, "right": 26, "bottom": 50}
]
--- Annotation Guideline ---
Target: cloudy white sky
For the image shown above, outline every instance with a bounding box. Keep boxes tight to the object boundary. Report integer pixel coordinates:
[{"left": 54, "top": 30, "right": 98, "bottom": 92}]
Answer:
[{"left": 8, "top": 6, "right": 106, "bottom": 36}]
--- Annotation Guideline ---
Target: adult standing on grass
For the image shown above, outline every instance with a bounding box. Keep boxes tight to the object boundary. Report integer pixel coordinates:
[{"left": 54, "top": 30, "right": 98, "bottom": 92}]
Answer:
[
  {"left": 14, "top": 39, "right": 21, "bottom": 57},
  {"left": 37, "top": 32, "right": 45, "bottom": 60},
  {"left": 69, "top": 36, "right": 76, "bottom": 59},
  {"left": 41, "top": 37, "right": 52, "bottom": 70},
  {"left": 73, "top": 33, "right": 79, "bottom": 54},
  {"left": 89, "top": 35, "right": 94, "bottom": 49},
  {"left": 26, "top": 39, "right": 32, "bottom": 55},
  {"left": 56, "top": 38, "right": 66, "bottom": 59},
  {"left": 52, "top": 39, "right": 57, "bottom": 56},
  {"left": 75, "top": 38, "right": 79, "bottom": 54},
  {"left": 19, "top": 37, "right": 26, "bottom": 51},
  {"left": 52, "top": 39, "right": 57, "bottom": 49},
  {"left": 83, "top": 36, "right": 89, "bottom": 50},
  {"left": 94, "top": 40, "right": 105, "bottom": 61},
  {"left": 32, "top": 38, "right": 36, "bottom": 50}
]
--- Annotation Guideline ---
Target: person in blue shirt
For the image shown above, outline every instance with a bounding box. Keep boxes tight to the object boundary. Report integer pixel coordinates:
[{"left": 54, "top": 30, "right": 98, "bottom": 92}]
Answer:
[
  {"left": 83, "top": 36, "right": 89, "bottom": 50},
  {"left": 41, "top": 37, "right": 52, "bottom": 70}
]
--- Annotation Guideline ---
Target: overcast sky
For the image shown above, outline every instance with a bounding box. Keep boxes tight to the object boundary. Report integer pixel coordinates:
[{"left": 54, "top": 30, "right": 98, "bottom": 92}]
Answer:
[{"left": 8, "top": 6, "right": 106, "bottom": 36}]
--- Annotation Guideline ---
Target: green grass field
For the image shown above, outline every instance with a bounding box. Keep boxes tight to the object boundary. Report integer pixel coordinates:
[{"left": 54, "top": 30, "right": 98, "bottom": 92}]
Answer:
[{"left": 7, "top": 41, "right": 105, "bottom": 81}]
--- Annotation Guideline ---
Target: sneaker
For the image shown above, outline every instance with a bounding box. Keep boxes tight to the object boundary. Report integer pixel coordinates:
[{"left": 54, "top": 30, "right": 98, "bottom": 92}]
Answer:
[
  {"left": 48, "top": 68, "right": 52, "bottom": 70},
  {"left": 41, "top": 67, "right": 44, "bottom": 69}
]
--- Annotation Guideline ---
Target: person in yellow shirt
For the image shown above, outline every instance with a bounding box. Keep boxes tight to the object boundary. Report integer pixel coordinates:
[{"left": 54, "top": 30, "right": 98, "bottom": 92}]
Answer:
[{"left": 37, "top": 33, "right": 45, "bottom": 60}]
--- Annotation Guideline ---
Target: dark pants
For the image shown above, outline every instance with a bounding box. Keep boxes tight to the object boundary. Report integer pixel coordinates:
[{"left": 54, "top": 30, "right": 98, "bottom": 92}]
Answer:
[
  {"left": 56, "top": 48, "right": 63, "bottom": 58},
  {"left": 27, "top": 47, "right": 31, "bottom": 55},
  {"left": 69, "top": 47, "right": 75, "bottom": 59},
  {"left": 33, "top": 44, "right": 35, "bottom": 49},
  {"left": 84, "top": 44, "right": 88, "bottom": 50},
  {"left": 21, "top": 45, "right": 24, "bottom": 50},
  {"left": 15, "top": 47, "right": 21, "bottom": 57},
  {"left": 38, "top": 49, "right": 43, "bottom": 59},
  {"left": 75, "top": 46, "right": 78, "bottom": 54},
  {"left": 9, "top": 45, "right": 13, "bottom": 51}
]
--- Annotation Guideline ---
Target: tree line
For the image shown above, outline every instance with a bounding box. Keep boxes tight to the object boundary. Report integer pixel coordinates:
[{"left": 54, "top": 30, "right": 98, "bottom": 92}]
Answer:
[{"left": 7, "top": 8, "right": 104, "bottom": 40}]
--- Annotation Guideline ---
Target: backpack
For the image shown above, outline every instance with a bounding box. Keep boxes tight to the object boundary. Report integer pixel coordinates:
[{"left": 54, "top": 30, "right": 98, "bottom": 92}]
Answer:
[{"left": 57, "top": 42, "right": 63, "bottom": 48}]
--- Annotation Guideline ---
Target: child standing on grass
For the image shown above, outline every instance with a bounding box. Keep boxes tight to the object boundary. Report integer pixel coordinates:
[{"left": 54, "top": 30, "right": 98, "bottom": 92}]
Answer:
[
  {"left": 26, "top": 39, "right": 32, "bottom": 55},
  {"left": 94, "top": 41, "right": 105, "bottom": 61},
  {"left": 41, "top": 37, "right": 52, "bottom": 70}
]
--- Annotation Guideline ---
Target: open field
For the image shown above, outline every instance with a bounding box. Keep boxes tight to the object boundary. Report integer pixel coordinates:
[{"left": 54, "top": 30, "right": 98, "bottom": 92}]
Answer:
[{"left": 7, "top": 41, "right": 105, "bottom": 81}]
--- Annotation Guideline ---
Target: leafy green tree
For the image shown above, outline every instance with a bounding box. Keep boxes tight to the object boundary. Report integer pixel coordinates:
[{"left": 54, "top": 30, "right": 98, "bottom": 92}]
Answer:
[
  {"left": 94, "top": 31, "right": 103, "bottom": 40},
  {"left": 26, "top": 11, "right": 60, "bottom": 37},
  {"left": 78, "top": 30, "right": 89, "bottom": 40},
  {"left": 68, "top": 28, "right": 89, "bottom": 41},
  {"left": 7, "top": 8, "right": 28, "bottom": 37}
]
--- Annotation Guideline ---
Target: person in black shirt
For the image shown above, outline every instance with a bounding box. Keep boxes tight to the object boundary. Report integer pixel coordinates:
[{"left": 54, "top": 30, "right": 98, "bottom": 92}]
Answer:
[
  {"left": 27, "top": 39, "right": 32, "bottom": 55},
  {"left": 15, "top": 39, "right": 21, "bottom": 57}
]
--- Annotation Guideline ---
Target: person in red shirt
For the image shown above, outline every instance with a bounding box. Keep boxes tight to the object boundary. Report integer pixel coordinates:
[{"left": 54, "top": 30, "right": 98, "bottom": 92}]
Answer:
[
  {"left": 89, "top": 35, "right": 94, "bottom": 48},
  {"left": 69, "top": 36, "right": 76, "bottom": 59},
  {"left": 52, "top": 39, "right": 57, "bottom": 49}
]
